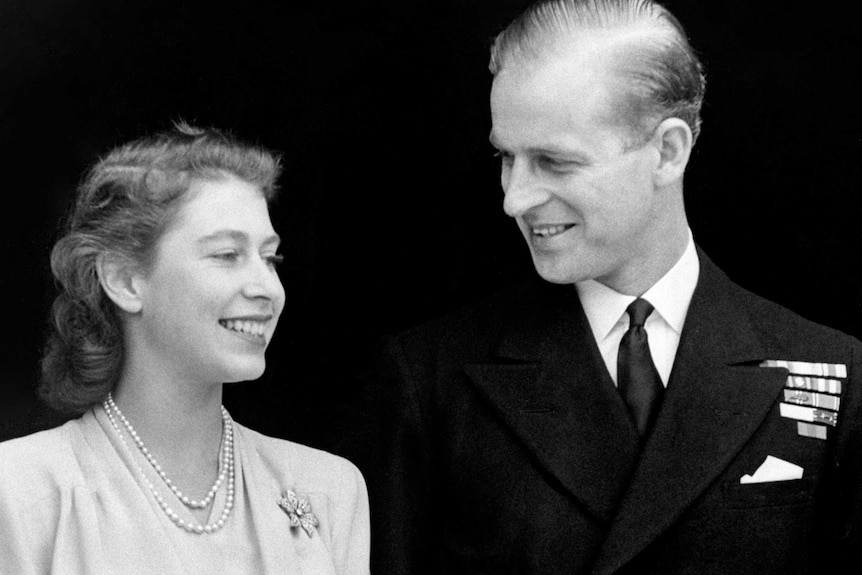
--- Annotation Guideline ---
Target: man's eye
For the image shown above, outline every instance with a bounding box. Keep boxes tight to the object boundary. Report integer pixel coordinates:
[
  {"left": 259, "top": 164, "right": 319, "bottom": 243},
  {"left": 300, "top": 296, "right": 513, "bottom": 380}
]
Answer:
[
  {"left": 213, "top": 251, "right": 240, "bottom": 262},
  {"left": 494, "top": 150, "right": 514, "bottom": 166},
  {"left": 539, "top": 156, "right": 577, "bottom": 172}
]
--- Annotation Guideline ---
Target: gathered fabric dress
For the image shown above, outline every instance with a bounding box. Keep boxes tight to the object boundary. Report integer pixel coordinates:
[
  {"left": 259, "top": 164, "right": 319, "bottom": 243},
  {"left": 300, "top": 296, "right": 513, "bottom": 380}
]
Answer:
[{"left": 0, "top": 407, "right": 370, "bottom": 575}]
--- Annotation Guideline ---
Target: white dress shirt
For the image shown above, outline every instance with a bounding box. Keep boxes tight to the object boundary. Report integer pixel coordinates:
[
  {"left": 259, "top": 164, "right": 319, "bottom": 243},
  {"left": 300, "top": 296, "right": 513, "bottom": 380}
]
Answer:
[{"left": 575, "top": 233, "right": 700, "bottom": 386}]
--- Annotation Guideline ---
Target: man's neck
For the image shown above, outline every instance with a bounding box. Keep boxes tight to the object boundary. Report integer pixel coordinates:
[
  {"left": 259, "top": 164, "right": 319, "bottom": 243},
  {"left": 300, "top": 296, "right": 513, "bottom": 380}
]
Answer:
[{"left": 601, "top": 229, "right": 691, "bottom": 296}]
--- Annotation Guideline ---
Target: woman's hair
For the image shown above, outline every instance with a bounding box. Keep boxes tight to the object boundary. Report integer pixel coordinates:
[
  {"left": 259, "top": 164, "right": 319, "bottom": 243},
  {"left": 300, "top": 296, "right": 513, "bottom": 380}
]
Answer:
[{"left": 39, "top": 122, "right": 283, "bottom": 414}]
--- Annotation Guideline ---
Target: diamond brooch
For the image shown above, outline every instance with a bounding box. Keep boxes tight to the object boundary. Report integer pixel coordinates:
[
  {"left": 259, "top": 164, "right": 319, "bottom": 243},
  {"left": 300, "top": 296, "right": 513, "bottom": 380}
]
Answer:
[{"left": 278, "top": 489, "right": 319, "bottom": 537}]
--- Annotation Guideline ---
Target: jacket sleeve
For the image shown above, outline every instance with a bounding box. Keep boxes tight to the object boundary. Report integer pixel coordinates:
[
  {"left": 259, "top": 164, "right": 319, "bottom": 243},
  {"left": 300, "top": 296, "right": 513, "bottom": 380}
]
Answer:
[
  {"left": 325, "top": 457, "right": 371, "bottom": 575},
  {"left": 344, "top": 334, "right": 443, "bottom": 575},
  {"left": 829, "top": 337, "right": 862, "bottom": 571}
]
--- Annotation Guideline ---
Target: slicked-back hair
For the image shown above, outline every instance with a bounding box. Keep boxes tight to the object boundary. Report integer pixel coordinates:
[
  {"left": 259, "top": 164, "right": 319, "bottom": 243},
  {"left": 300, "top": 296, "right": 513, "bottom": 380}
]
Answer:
[
  {"left": 39, "top": 123, "right": 283, "bottom": 414},
  {"left": 489, "top": 0, "right": 706, "bottom": 144}
]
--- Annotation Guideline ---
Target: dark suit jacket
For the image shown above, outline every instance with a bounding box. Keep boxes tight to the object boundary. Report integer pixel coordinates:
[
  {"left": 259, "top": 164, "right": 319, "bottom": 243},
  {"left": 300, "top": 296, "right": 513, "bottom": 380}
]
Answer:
[{"left": 350, "top": 250, "right": 862, "bottom": 574}]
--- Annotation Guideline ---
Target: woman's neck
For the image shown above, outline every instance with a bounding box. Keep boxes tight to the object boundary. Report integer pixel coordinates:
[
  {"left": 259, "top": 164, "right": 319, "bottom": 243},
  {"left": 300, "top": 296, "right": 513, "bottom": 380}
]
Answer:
[{"left": 111, "top": 371, "right": 226, "bottom": 493}]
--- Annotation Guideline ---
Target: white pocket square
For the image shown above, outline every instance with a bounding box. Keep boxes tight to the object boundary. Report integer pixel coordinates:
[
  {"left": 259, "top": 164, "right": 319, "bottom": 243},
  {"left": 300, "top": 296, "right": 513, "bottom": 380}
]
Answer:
[{"left": 740, "top": 455, "right": 804, "bottom": 484}]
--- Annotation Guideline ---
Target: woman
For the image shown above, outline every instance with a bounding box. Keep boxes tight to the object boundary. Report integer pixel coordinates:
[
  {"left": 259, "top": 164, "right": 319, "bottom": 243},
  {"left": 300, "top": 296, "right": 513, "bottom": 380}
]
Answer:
[{"left": 0, "top": 124, "right": 370, "bottom": 574}]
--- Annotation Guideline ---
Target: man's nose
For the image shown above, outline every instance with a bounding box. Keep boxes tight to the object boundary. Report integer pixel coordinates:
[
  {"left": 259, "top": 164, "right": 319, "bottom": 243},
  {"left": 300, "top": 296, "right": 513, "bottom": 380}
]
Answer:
[{"left": 502, "top": 157, "right": 552, "bottom": 217}]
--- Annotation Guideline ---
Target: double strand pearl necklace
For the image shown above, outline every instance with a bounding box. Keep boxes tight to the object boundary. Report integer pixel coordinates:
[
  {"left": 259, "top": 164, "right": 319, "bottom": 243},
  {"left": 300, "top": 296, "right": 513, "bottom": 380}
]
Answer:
[{"left": 103, "top": 393, "right": 236, "bottom": 534}]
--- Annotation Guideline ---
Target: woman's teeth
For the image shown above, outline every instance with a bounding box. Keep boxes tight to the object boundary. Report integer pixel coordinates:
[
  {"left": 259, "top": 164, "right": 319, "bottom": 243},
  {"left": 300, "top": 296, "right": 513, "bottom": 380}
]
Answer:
[{"left": 220, "top": 319, "right": 266, "bottom": 337}]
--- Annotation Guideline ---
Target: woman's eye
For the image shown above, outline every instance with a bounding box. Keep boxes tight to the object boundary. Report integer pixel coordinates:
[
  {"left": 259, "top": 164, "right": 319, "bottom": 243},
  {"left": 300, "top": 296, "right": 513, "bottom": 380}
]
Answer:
[{"left": 265, "top": 254, "right": 285, "bottom": 268}]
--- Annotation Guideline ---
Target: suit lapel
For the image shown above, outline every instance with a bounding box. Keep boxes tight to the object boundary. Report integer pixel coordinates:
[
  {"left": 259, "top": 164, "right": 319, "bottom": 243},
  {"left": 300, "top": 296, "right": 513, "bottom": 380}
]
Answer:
[
  {"left": 593, "top": 252, "right": 788, "bottom": 574},
  {"left": 465, "top": 281, "right": 641, "bottom": 526}
]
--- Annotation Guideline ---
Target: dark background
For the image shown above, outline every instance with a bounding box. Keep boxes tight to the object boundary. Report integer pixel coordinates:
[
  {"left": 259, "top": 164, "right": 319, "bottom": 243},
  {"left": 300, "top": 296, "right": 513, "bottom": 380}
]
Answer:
[{"left": 2, "top": 0, "right": 861, "bottom": 450}]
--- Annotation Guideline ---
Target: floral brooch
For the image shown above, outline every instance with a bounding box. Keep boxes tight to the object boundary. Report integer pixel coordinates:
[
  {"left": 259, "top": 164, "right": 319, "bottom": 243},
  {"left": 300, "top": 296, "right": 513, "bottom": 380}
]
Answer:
[{"left": 278, "top": 489, "right": 319, "bottom": 537}]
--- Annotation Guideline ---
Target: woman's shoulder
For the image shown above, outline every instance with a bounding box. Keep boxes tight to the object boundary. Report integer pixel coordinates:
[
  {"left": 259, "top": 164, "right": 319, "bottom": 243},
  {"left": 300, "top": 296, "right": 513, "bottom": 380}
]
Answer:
[
  {"left": 235, "top": 422, "right": 366, "bottom": 495},
  {"left": 0, "top": 418, "right": 79, "bottom": 465},
  {"left": 0, "top": 416, "right": 88, "bottom": 497}
]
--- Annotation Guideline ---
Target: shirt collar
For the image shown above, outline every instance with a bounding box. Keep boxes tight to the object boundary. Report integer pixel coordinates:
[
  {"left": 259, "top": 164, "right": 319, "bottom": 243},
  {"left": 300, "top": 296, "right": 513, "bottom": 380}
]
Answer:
[{"left": 575, "top": 232, "right": 700, "bottom": 342}]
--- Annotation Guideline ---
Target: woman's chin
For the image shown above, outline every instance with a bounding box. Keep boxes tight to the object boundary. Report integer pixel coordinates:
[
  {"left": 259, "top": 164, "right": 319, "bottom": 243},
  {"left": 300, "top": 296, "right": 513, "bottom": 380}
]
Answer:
[{"left": 220, "top": 360, "right": 267, "bottom": 384}]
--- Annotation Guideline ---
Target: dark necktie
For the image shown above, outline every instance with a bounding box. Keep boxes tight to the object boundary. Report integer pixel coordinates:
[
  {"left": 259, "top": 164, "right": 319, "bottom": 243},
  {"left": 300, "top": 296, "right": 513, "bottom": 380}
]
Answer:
[{"left": 617, "top": 298, "right": 664, "bottom": 438}]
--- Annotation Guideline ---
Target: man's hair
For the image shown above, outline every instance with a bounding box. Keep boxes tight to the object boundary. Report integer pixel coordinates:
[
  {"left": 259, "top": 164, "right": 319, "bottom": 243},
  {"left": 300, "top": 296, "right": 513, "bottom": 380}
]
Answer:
[
  {"left": 489, "top": 0, "right": 706, "bottom": 144},
  {"left": 39, "top": 122, "right": 282, "bottom": 414}
]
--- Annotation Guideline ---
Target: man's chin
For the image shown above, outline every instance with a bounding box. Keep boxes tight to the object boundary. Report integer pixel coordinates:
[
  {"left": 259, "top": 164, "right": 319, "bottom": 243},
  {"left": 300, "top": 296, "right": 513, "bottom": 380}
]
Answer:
[{"left": 531, "top": 257, "right": 582, "bottom": 285}]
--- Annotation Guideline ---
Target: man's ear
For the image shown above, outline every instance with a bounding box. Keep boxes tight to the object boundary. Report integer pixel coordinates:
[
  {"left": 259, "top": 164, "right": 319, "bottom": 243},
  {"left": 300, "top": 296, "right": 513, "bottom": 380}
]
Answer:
[
  {"left": 97, "top": 254, "right": 144, "bottom": 314},
  {"left": 652, "top": 117, "right": 693, "bottom": 187}
]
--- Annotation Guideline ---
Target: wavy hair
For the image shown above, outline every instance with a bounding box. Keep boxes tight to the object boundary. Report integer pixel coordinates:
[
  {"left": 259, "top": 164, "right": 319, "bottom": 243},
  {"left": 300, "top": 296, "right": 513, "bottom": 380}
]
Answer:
[
  {"left": 39, "top": 123, "right": 282, "bottom": 414},
  {"left": 489, "top": 0, "right": 706, "bottom": 144}
]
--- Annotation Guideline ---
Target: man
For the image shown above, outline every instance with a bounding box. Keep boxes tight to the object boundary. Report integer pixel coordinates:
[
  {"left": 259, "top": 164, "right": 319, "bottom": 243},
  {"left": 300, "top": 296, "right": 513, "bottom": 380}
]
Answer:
[{"left": 352, "top": 1, "right": 862, "bottom": 573}]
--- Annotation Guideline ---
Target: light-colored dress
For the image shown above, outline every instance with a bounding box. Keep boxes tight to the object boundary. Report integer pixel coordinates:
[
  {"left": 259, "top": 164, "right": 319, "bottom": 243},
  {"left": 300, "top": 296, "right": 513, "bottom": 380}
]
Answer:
[{"left": 0, "top": 407, "right": 370, "bottom": 574}]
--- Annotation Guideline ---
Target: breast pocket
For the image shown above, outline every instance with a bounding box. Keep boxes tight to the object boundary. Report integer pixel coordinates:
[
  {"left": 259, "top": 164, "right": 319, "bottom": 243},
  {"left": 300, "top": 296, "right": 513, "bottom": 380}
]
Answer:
[{"left": 722, "top": 476, "right": 816, "bottom": 509}]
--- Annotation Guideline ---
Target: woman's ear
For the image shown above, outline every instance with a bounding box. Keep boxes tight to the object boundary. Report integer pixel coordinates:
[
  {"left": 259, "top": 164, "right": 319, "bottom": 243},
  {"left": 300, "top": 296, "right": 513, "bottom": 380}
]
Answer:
[
  {"left": 97, "top": 254, "right": 144, "bottom": 314},
  {"left": 652, "top": 117, "right": 693, "bottom": 188}
]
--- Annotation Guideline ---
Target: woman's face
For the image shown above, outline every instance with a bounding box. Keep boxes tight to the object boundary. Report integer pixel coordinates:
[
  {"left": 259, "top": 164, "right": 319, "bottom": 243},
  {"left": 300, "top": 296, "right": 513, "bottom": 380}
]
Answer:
[{"left": 133, "top": 174, "right": 285, "bottom": 386}]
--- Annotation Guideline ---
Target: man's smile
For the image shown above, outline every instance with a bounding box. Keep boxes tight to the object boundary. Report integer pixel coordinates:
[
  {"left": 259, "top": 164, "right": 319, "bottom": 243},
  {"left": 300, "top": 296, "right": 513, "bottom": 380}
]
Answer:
[{"left": 531, "top": 224, "right": 576, "bottom": 238}]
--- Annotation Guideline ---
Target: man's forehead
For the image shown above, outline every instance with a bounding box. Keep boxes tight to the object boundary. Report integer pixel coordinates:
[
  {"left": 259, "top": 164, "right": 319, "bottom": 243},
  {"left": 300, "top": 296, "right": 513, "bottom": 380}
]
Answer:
[
  {"left": 490, "top": 48, "right": 613, "bottom": 124},
  {"left": 489, "top": 77, "right": 618, "bottom": 157}
]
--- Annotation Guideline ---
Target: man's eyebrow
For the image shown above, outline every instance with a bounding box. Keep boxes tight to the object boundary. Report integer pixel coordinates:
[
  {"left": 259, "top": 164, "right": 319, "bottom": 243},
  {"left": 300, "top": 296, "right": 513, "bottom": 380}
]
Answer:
[
  {"left": 533, "top": 145, "right": 586, "bottom": 159},
  {"left": 487, "top": 137, "right": 586, "bottom": 160}
]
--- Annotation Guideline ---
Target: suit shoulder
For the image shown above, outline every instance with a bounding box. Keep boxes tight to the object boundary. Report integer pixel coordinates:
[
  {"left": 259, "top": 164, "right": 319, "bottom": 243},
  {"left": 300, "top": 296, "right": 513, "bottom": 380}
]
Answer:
[
  {"left": 391, "top": 276, "right": 545, "bottom": 357},
  {"left": 731, "top": 280, "right": 861, "bottom": 353}
]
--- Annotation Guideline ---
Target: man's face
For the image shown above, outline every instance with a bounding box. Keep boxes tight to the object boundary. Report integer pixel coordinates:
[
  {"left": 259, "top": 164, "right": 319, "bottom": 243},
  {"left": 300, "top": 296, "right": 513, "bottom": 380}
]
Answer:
[{"left": 490, "top": 51, "right": 666, "bottom": 293}]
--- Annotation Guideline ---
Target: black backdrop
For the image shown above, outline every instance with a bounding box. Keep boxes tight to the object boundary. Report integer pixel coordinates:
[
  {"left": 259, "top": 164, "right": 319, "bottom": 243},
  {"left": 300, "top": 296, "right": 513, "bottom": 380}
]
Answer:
[{"left": 2, "top": 0, "right": 861, "bottom": 450}]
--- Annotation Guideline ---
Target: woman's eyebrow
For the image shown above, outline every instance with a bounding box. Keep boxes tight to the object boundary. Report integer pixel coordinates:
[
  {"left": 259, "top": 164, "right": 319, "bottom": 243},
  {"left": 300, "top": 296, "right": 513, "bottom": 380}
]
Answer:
[{"left": 198, "top": 230, "right": 281, "bottom": 247}]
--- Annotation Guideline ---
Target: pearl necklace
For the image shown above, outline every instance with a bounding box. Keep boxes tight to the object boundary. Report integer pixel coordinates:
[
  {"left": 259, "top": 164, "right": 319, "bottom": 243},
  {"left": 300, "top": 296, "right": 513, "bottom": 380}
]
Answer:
[
  {"left": 103, "top": 393, "right": 236, "bottom": 534},
  {"left": 105, "top": 394, "right": 230, "bottom": 509}
]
